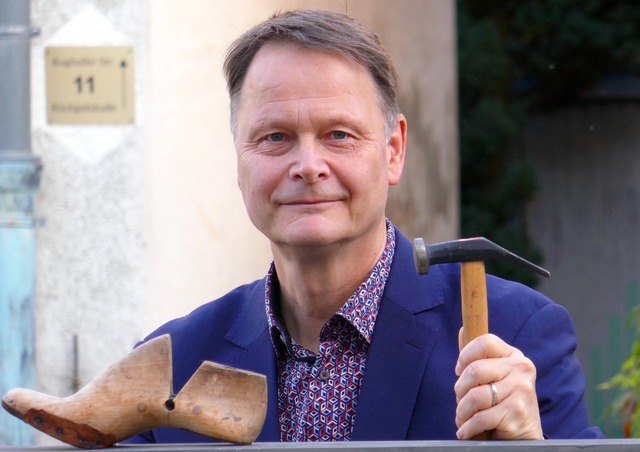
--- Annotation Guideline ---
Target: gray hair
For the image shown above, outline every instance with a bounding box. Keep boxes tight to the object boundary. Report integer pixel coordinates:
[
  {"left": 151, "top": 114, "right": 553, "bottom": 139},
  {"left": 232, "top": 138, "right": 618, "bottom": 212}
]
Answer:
[{"left": 223, "top": 9, "right": 400, "bottom": 138}]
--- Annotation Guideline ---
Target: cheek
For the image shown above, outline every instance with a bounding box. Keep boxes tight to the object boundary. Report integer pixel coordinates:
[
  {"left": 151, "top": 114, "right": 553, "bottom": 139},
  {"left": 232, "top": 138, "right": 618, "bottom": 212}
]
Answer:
[
  {"left": 238, "top": 160, "right": 278, "bottom": 199},
  {"left": 236, "top": 164, "right": 249, "bottom": 196},
  {"left": 237, "top": 153, "right": 259, "bottom": 187},
  {"left": 237, "top": 169, "right": 262, "bottom": 209},
  {"left": 364, "top": 155, "right": 390, "bottom": 185}
]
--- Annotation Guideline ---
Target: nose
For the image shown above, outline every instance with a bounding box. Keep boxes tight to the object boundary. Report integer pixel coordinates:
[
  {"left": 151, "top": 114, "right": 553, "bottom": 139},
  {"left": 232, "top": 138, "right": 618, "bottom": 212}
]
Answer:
[{"left": 288, "top": 138, "right": 330, "bottom": 183}]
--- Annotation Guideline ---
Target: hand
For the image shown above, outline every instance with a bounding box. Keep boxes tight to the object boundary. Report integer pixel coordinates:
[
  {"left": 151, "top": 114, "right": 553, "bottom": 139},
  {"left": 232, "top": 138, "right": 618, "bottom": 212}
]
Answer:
[{"left": 454, "top": 328, "right": 544, "bottom": 440}]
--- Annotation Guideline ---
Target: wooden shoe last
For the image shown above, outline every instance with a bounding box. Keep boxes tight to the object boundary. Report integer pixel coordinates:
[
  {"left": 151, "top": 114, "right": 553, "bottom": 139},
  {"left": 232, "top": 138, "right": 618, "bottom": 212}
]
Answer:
[{"left": 2, "top": 334, "right": 267, "bottom": 448}]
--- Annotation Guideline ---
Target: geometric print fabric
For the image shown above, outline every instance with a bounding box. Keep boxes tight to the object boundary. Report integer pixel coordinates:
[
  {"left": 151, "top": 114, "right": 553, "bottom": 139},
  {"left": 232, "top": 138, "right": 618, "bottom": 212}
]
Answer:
[{"left": 265, "top": 221, "right": 396, "bottom": 441}]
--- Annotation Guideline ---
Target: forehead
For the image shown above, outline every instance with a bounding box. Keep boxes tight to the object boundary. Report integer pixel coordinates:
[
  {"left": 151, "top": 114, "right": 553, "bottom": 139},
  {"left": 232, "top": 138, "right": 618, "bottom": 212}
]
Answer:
[{"left": 239, "top": 43, "right": 380, "bottom": 110}]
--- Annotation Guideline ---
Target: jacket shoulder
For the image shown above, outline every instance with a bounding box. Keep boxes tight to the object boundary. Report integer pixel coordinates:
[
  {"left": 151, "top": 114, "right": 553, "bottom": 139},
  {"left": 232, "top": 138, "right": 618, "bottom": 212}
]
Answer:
[{"left": 144, "top": 279, "right": 263, "bottom": 339}]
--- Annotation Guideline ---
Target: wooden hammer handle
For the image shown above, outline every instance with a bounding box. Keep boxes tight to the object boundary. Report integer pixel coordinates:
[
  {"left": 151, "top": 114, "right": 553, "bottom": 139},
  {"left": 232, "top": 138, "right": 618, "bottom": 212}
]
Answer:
[
  {"left": 460, "top": 260, "right": 492, "bottom": 440},
  {"left": 461, "top": 261, "right": 488, "bottom": 346}
]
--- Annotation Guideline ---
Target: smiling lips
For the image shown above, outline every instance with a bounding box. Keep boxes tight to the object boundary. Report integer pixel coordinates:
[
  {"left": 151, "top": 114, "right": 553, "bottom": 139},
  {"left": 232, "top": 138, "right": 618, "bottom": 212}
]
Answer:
[
  {"left": 285, "top": 198, "right": 337, "bottom": 205},
  {"left": 281, "top": 199, "right": 340, "bottom": 209},
  {"left": 276, "top": 190, "right": 344, "bottom": 206}
]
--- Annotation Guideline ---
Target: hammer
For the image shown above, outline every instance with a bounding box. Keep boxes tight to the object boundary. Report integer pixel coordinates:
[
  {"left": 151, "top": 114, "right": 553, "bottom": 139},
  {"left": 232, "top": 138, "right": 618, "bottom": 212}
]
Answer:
[{"left": 413, "top": 237, "right": 550, "bottom": 439}]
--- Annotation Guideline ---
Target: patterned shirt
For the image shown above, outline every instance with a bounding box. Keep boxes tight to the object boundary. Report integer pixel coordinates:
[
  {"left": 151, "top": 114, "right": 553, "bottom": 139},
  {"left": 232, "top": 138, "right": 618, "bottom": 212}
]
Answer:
[{"left": 265, "top": 221, "right": 396, "bottom": 441}]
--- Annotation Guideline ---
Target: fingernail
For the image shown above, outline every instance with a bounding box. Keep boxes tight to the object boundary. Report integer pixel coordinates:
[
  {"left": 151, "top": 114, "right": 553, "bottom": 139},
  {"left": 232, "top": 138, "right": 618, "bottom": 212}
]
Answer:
[{"left": 455, "top": 361, "right": 461, "bottom": 375}]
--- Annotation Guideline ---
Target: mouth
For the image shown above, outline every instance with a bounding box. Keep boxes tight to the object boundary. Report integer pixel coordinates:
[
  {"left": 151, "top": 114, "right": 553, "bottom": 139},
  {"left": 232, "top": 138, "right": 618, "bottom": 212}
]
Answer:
[
  {"left": 275, "top": 189, "right": 345, "bottom": 208},
  {"left": 282, "top": 199, "right": 339, "bottom": 209},
  {"left": 285, "top": 198, "right": 336, "bottom": 205}
]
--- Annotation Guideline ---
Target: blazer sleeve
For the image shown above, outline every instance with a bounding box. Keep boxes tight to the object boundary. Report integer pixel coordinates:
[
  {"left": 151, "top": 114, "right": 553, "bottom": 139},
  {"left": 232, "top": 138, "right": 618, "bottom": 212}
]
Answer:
[
  {"left": 512, "top": 302, "right": 604, "bottom": 438},
  {"left": 120, "top": 429, "right": 155, "bottom": 444}
]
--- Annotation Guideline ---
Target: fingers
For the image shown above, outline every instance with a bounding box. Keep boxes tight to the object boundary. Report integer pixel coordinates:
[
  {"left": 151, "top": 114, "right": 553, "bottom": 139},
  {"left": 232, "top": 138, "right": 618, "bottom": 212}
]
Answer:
[
  {"left": 455, "top": 334, "right": 524, "bottom": 395},
  {"left": 455, "top": 382, "right": 500, "bottom": 428},
  {"left": 454, "top": 329, "right": 543, "bottom": 440},
  {"left": 456, "top": 382, "right": 542, "bottom": 440},
  {"left": 456, "top": 328, "right": 516, "bottom": 375}
]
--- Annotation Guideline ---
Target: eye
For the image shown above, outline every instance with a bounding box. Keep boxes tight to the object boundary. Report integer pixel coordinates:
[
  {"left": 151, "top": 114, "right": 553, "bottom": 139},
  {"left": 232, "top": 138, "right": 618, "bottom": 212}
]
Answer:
[
  {"left": 266, "top": 132, "right": 286, "bottom": 142},
  {"left": 330, "top": 130, "right": 349, "bottom": 140}
]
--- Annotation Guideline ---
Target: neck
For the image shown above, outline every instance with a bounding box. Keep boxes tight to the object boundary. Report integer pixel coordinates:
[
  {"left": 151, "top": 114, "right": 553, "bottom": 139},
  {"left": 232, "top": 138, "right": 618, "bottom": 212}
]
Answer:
[{"left": 272, "top": 222, "right": 388, "bottom": 352}]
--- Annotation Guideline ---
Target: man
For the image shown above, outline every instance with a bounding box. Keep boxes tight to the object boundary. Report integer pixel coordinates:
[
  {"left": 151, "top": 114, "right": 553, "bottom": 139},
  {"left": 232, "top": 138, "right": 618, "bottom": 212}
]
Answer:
[{"left": 127, "top": 9, "right": 602, "bottom": 442}]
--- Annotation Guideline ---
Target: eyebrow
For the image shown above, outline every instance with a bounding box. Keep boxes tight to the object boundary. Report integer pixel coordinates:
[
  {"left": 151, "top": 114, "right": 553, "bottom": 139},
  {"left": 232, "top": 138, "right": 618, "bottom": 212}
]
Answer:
[{"left": 251, "top": 106, "right": 366, "bottom": 128}]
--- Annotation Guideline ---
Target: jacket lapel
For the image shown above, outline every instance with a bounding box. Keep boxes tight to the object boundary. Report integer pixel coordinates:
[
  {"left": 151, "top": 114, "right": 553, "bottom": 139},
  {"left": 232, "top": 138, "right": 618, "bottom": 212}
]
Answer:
[
  {"left": 223, "top": 280, "right": 281, "bottom": 441},
  {"left": 220, "top": 228, "right": 445, "bottom": 441},
  {"left": 352, "top": 228, "right": 444, "bottom": 440}
]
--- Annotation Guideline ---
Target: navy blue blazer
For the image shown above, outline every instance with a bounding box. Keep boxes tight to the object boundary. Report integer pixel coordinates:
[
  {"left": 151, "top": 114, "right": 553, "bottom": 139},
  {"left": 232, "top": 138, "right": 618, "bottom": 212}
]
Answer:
[{"left": 126, "top": 227, "right": 603, "bottom": 443}]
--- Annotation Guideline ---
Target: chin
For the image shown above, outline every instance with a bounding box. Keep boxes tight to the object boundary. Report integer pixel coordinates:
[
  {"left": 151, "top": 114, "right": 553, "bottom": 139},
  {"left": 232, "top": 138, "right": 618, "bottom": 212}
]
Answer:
[
  {"left": 270, "top": 222, "right": 347, "bottom": 248},
  {"left": 278, "top": 231, "right": 341, "bottom": 248}
]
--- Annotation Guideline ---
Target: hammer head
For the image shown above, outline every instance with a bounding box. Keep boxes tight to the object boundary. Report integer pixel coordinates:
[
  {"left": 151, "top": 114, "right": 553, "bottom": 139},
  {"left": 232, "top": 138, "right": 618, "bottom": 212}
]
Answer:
[{"left": 413, "top": 237, "right": 550, "bottom": 278}]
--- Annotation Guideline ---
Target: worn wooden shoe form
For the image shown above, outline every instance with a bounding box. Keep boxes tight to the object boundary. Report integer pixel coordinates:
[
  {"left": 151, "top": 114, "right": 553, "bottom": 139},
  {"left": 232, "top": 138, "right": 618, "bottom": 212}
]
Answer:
[{"left": 2, "top": 334, "right": 267, "bottom": 448}]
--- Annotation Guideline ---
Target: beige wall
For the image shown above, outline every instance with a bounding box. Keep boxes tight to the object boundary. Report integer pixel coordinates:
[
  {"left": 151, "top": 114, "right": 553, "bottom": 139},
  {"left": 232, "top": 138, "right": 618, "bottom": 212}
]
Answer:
[
  {"left": 32, "top": 1, "right": 148, "bottom": 412},
  {"left": 27, "top": 5, "right": 456, "bottom": 440},
  {"left": 146, "top": 0, "right": 459, "bottom": 326}
]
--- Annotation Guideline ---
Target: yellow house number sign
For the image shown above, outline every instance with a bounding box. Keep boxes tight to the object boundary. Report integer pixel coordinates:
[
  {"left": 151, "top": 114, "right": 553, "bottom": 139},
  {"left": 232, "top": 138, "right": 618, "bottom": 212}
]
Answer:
[{"left": 46, "top": 46, "right": 135, "bottom": 124}]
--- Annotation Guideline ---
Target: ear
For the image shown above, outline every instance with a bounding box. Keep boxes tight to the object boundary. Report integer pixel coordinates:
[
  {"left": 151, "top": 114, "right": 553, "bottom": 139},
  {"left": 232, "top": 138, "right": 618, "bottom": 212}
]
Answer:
[{"left": 387, "top": 113, "right": 407, "bottom": 186}]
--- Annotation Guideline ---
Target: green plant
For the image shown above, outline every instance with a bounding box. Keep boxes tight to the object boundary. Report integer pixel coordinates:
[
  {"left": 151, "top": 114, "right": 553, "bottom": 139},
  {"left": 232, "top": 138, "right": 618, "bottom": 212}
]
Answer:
[{"left": 599, "top": 306, "right": 640, "bottom": 437}]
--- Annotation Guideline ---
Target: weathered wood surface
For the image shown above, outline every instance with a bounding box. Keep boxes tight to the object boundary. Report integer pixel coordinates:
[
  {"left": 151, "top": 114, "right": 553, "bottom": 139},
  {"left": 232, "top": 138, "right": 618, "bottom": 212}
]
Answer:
[{"left": 2, "top": 440, "right": 640, "bottom": 451}]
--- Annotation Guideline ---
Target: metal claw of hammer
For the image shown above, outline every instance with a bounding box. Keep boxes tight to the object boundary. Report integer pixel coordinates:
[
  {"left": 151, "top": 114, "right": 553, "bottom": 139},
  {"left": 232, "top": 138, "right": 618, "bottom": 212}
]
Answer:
[{"left": 413, "top": 237, "right": 550, "bottom": 440}]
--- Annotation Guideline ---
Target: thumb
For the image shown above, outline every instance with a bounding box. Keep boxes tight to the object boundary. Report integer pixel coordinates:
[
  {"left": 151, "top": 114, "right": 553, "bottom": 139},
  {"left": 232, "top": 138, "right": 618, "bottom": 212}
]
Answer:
[
  {"left": 456, "top": 327, "right": 465, "bottom": 376},
  {"left": 458, "top": 327, "right": 465, "bottom": 352}
]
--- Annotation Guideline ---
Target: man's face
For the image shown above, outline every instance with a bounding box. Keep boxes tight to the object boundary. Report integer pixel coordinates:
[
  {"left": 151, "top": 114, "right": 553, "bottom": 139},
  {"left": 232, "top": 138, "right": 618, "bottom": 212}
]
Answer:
[{"left": 234, "top": 43, "right": 405, "bottom": 252}]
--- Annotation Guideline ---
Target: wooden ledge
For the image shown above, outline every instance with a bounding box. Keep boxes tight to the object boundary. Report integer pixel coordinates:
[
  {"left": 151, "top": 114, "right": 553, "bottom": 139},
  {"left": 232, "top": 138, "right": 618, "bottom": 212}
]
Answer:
[{"left": 3, "top": 439, "right": 640, "bottom": 451}]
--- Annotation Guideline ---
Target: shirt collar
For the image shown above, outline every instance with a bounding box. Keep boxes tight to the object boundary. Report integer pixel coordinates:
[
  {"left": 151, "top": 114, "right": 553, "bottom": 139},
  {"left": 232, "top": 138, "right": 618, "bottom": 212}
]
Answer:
[
  {"left": 335, "top": 221, "right": 395, "bottom": 343},
  {"left": 265, "top": 219, "right": 396, "bottom": 355}
]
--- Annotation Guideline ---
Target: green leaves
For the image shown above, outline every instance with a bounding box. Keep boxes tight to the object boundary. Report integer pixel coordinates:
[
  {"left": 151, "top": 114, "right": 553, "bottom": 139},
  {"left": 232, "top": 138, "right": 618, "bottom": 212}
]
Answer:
[{"left": 599, "top": 307, "right": 640, "bottom": 436}]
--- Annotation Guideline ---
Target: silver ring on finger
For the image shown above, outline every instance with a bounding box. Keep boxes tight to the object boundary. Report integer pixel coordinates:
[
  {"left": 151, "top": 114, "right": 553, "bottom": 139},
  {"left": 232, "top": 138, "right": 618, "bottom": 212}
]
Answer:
[{"left": 490, "top": 382, "right": 498, "bottom": 407}]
